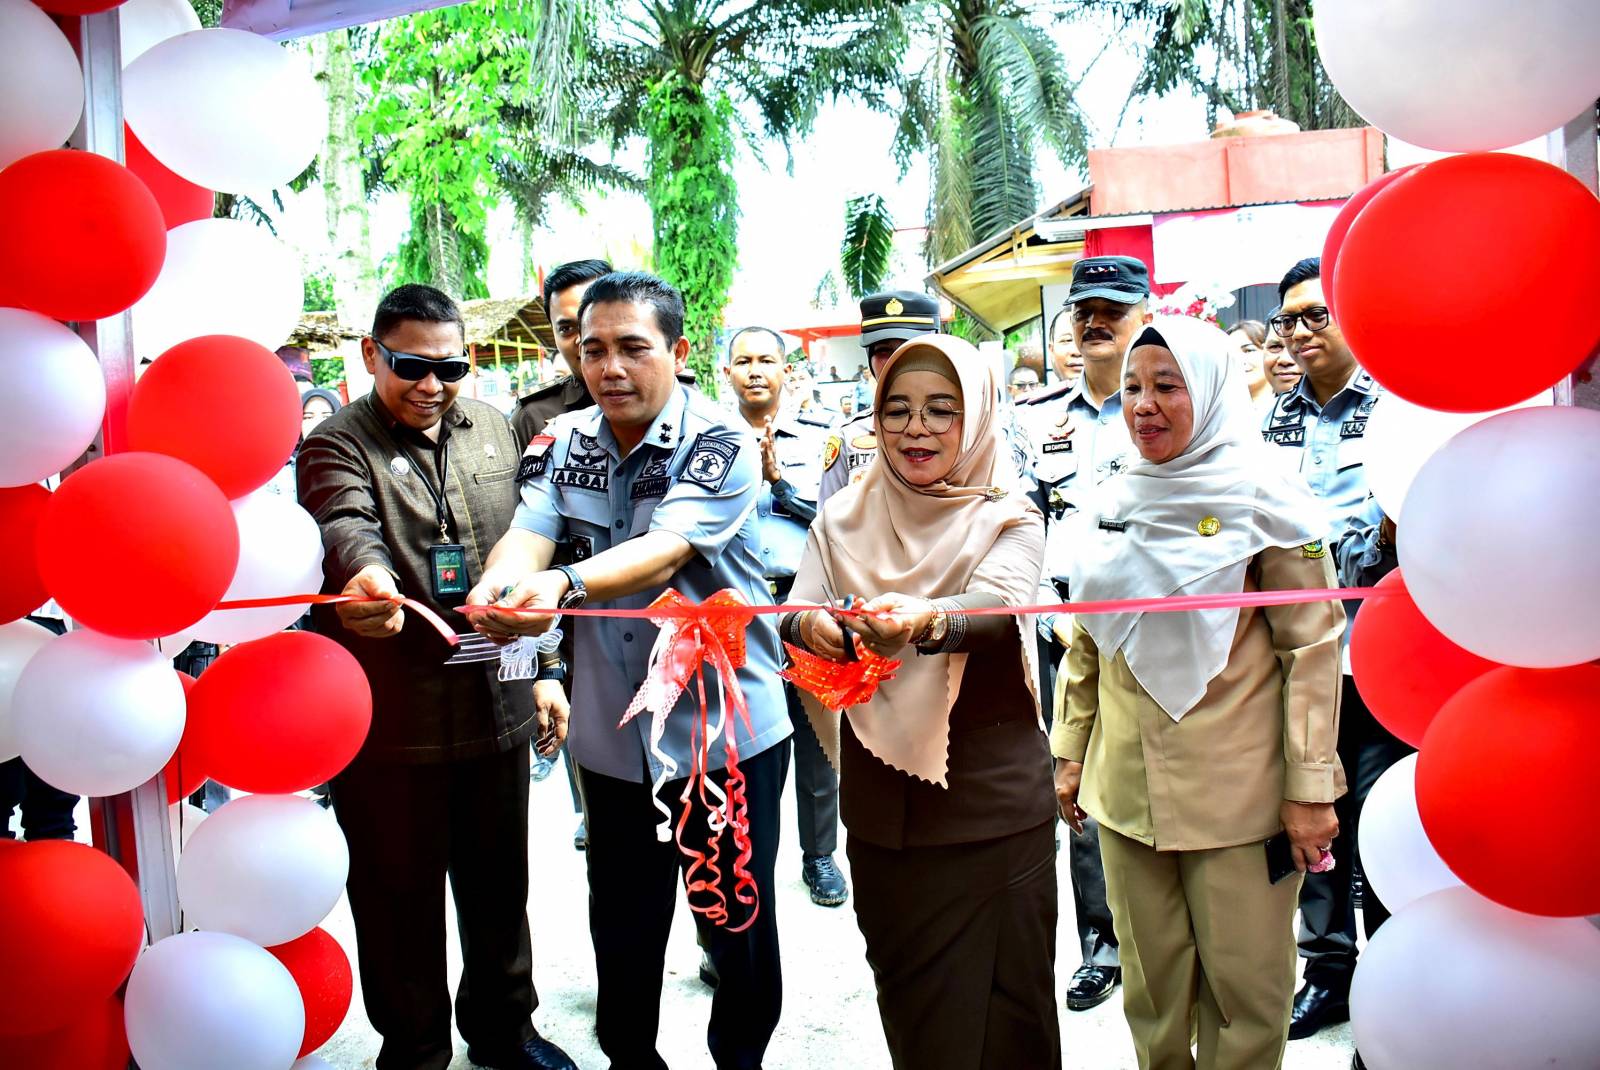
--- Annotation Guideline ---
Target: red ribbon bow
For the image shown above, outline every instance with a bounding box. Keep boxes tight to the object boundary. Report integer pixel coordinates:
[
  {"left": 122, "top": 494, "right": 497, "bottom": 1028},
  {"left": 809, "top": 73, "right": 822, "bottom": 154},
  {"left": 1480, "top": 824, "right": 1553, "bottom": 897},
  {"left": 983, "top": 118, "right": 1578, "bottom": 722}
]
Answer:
[
  {"left": 618, "top": 588, "right": 759, "bottom": 932},
  {"left": 780, "top": 641, "right": 902, "bottom": 711}
]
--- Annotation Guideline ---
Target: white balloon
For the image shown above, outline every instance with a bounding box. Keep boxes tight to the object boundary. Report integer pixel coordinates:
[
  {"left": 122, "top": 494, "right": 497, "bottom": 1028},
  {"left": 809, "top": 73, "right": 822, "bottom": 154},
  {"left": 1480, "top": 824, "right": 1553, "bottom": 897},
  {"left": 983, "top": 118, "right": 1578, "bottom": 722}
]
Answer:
[
  {"left": 0, "top": 309, "right": 109, "bottom": 487},
  {"left": 178, "top": 793, "right": 349, "bottom": 946},
  {"left": 125, "top": 931, "right": 305, "bottom": 1070},
  {"left": 189, "top": 490, "right": 324, "bottom": 644},
  {"left": 1358, "top": 755, "right": 1462, "bottom": 915},
  {"left": 0, "top": 618, "right": 56, "bottom": 762},
  {"left": 131, "top": 218, "right": 303, "bottom": 359},
  {"left": 1400, "top": 406, "right": 1600, "bottom": 667},
  {"left": 169, "top": 800, "right": 207, "bottom": 855},
  {"left": 124, "top": 28, "right": 324, "bottom": 193},
  {"left": 12, "top": 630, "right": 185, "bottom": 796},
  {"left": 118, "top": 0, "right": 201, "bottom": 67},
  {"left": 1316, "top": 1, "right": 1600, "bottom": 152},
  {"left": 1362, "top": 392, "right": 1552, "bottom": 521},
  {"left": 0, "top": 0, "right": 85, "bottom": 172},
  {"left": 1351, "top": 887, "right": 1600, "bottom": 1069}
]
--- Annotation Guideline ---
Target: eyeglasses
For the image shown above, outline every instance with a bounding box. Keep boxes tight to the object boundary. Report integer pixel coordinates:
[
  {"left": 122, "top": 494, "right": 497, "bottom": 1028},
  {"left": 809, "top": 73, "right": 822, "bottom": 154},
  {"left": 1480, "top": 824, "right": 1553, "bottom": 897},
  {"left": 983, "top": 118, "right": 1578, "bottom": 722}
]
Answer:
[
  {"left": 374, "top": 340, "right": 472, "bottom": 383},
  {"left": 1268, "top": 306, "right": 1331, "bottom": 337},
  {"left": 880, "top": 402, "right": 962, "bottom": 434}
]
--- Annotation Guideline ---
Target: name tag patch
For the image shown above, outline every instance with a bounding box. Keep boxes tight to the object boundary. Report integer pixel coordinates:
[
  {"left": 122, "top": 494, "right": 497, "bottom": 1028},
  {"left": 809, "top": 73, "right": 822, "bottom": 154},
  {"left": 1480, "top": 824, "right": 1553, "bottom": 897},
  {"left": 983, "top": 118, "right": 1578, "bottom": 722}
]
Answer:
[
  {"left": 1340, "top": 419, "right": 1368, "bottom": 439},
  {"left": 1264, "top": 428, "right": 1306, "bottom": 447},
  {"left": 631, "top": 452, "right": 671, "bottom": 501},
  {"left": 683, "top": 434, "right": 739, "bottom": 492},
  {"left": 1042, "top": 438, "right": 1074, "bottom": 455}
]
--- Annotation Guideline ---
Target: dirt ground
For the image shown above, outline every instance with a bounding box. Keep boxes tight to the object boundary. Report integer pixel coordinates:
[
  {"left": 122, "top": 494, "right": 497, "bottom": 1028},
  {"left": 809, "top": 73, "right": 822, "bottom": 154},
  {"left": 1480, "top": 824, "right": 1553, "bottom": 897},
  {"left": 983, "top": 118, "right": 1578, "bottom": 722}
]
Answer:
[{"left": 310, "top": 758, "right": 1359, "bottom": 1070}]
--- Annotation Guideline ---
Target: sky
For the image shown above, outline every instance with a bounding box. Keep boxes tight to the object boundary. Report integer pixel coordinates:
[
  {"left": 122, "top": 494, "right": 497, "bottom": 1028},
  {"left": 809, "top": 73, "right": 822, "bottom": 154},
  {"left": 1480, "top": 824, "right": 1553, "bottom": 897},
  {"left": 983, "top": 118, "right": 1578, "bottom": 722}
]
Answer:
[{"left": 269, "top": 9, "right": 1215, "bottom": 332}]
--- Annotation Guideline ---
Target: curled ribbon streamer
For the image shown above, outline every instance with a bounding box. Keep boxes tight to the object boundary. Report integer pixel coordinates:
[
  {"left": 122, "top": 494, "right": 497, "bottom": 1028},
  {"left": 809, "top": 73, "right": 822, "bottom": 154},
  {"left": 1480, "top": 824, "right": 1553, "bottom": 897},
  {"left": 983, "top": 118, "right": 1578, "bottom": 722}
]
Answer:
[{"left": 616, "top": 588, "right": 760, "bottom": 930}]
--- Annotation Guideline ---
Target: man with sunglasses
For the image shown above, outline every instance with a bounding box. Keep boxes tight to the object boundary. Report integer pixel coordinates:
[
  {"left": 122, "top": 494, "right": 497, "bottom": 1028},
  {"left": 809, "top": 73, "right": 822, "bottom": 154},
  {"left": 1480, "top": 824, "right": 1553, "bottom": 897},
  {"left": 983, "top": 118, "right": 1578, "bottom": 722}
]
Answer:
[
  {"left": 298, "top": 284, "right": 577, "bottom": 1070},
  {"left": 1261, "top": 259, "right": 1411, "bottom": 1061}
]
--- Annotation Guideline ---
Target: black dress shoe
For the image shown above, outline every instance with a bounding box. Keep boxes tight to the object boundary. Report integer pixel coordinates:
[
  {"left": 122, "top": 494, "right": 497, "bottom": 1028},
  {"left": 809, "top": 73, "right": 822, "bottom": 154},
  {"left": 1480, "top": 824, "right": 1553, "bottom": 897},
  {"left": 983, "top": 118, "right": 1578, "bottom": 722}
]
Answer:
[
  {"left": 699, "top": 949, "right": 719, "bottom": 989},
  {"left": 1288, "top": 980, "right": 1350, "bottom": 1040},
  {"left": 1065, "top": 964, "right": 1121, "bottom": 1010},
  {"left": 802, "top": 855, "right": 849, "bottom": 906},
  {"left": 1352, "top": 1052, "right": 1367, "bottom": 1070},
  {"left": 468, "top": 1031, "right": 578, "bottom": 1070}
]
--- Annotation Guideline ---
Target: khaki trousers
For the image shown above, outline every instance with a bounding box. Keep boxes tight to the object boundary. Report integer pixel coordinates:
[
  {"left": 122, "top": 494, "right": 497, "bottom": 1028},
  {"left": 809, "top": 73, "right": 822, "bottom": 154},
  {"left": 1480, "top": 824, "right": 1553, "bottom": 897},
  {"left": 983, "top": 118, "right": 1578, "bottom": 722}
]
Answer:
[{"left": 1100, "top": 826, "right": 1301, "bottom": 1070}]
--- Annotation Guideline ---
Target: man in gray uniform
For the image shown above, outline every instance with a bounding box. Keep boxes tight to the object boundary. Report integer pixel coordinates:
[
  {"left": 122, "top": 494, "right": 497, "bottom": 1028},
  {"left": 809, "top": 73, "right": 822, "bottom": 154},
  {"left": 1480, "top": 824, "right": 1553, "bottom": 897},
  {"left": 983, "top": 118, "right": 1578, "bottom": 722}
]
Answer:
[
  {"left": 723, "top": 325, "right": 846, "bottom": 908},
  {"left": 469, "top": 272, "right": 792, "bottom": 1070},
  {"left": 1262, "top": 257, "right": 1411, "bottom": 1051}
]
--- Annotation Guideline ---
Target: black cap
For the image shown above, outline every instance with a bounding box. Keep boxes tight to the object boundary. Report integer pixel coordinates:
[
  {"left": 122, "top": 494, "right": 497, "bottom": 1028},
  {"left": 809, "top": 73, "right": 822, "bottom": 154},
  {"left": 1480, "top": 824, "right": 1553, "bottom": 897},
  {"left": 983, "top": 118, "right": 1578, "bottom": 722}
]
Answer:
[
  {"left": 1068, "top": 256, "right": 1150, "bottom": 305},
  {"left": 859, "top": 290, "right": 940, "bottom": 348}
]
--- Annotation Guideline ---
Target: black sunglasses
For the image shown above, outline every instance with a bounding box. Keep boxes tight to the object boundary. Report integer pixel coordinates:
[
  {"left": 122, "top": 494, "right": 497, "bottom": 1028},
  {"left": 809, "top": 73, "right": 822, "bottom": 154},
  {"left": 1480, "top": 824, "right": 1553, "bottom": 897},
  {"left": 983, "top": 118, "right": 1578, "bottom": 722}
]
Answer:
[{"left": 374, "top": 340, "right": 472, "bottom": 383}]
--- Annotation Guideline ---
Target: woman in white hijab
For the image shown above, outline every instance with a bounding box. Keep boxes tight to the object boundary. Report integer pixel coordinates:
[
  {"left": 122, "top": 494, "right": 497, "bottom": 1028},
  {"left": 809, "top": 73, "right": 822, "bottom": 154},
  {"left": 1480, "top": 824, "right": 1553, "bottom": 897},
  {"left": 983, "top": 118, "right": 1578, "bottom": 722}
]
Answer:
[{"left": 1052, "top": 317, "right": 1345, "bottom": 1070}]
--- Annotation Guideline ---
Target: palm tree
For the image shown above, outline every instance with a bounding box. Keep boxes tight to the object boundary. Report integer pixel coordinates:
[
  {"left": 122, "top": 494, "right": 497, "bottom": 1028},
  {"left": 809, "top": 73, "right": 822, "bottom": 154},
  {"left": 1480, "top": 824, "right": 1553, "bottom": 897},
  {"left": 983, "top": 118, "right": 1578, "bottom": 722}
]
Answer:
[
  {"left": 534, "top": 0, "right": 909, "bottom": 391},
  {"left": 896, "top": 1, "right": 1091, "bottom": 268}
]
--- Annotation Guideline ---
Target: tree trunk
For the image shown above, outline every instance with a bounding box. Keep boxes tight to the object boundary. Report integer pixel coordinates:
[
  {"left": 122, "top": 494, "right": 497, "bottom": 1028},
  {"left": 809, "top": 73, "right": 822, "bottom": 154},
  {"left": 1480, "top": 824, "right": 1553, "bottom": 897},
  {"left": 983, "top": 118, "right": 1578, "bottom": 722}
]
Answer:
[{"left": 312, "top": 28, "right": 380, "bottom": 330}]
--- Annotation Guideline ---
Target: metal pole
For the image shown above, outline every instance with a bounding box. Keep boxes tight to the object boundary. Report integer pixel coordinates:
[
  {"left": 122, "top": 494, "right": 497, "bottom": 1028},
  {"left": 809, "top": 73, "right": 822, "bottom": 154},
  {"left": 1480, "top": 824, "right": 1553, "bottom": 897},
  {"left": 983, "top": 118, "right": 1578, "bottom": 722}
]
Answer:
[
  {"left": 1548, "top": 105, "right": 1600, "bottom": 409},
  {"left": 70, "top": 8, "right": 182, "bottom": 945}
]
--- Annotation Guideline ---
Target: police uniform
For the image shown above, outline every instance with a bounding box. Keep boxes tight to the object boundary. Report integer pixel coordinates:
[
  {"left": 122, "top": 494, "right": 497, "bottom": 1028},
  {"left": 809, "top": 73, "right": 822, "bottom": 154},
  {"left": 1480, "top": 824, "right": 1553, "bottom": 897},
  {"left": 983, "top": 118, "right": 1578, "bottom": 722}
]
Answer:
[
  {"left": 817, "top": 291, "right": 942, "bottom": 510},
  {"left": 751, "top": 410, "right": 843, "bottom": 868},
  {"left": 510, "top": 374, "right": 591, "bottom": 445},
  {"left": 1260, "top": 363, "right": 1413, "bottom": 1015},
  {"left": 511, "top": 383, "right": 792, "bottom": 1069}
]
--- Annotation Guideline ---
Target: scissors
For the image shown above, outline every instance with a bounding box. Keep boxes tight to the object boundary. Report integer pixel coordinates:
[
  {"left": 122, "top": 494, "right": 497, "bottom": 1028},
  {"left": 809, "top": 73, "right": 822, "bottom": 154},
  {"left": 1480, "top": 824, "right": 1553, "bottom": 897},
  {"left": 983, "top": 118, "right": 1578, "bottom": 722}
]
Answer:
[{"left": 818, "top": 578, "right": 860, "bottom": 663}]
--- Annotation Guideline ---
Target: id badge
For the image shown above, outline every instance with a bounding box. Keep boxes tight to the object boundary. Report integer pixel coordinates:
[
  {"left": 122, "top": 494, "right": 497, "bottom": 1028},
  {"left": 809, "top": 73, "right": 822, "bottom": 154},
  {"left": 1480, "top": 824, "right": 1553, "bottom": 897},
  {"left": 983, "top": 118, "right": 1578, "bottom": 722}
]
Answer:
[{"left": 429, "top": 543, "right": 470, "bottom": 599}]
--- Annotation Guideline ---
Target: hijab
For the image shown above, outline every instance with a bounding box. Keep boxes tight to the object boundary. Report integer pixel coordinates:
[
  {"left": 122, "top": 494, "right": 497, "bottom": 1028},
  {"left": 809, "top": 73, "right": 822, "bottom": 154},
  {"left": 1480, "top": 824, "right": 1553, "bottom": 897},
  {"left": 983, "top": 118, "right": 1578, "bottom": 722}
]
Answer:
[
  {"left": 1069, "top": 316, "right": 1329, "bottom": 721},
  {"left": 800, "top": 334, "right": 1042, "bottom": 785}
]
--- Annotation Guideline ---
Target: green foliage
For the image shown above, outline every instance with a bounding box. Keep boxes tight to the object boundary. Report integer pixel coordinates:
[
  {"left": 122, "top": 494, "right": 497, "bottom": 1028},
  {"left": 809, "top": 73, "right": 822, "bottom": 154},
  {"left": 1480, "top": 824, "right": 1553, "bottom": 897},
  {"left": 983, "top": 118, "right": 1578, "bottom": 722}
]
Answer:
[
  {"left": 186, "top": 0, "right": 221, "bottom": 28},
  {"left": 840, "top": 194, "right": 896, "bottom": 299},
  {"left": 303, "top": 270, "right": 337, "bottom": 312},
  {"left": 537, "top": 1, "right": 911, "bottom": 394},
  {"left": 311, "top": 356, "right": 346, "bottom": 389},
  {"left": 645, "top": 76, "right": 738, "bottom": 395},
  {"left": 1095, "top": 0, "right": 1357, "bottom": 131},
  {"left": 895, "top": 2, "right": 1090, "bottom": 268}
]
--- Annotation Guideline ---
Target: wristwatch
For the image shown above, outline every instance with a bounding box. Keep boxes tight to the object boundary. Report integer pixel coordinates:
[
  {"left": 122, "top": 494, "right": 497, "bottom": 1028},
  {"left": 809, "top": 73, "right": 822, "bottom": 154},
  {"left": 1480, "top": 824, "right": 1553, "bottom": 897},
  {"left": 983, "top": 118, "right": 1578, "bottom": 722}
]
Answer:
[
  {"left": 553, "top": 564, "right": 587, "bottom": 608},
  {"left": 535, "top": 660, "right": 568, "bottom": 683}
]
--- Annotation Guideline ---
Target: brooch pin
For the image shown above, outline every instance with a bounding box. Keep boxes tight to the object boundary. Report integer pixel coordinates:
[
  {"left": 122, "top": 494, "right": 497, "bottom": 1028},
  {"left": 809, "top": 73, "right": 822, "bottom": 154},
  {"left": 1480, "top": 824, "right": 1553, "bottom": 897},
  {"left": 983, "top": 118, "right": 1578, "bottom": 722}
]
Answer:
[
  {"left": 390, "top": 456, "right": 411, "bottom": 477},
  {"left": 1197, "top": 515, "right": 1221, "bottom": 537}
]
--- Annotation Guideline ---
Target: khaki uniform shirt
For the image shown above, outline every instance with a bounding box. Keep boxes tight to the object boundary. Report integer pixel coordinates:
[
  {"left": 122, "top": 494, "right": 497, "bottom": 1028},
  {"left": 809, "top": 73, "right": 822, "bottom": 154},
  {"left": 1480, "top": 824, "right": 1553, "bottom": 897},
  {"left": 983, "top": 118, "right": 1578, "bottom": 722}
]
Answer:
[
  {"left": 298, "top": 394, "right": 537, "bottom": 763},
  {"left": 1051, "top": 546, "right": 1346, "bottom": 851},
  {"left": 510, "top": 375, "right": 591, "bottom": 446}
]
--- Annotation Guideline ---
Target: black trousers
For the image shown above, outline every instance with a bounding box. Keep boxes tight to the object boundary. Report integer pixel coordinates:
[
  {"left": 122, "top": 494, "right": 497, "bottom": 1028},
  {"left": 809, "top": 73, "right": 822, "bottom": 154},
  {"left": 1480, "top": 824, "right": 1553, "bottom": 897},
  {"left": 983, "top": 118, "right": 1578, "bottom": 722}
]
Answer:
[
  {"left": 1042, "top": 635, "right": 1119, "bottom": 968},
  {"left": 331, "top": 744, "right": 538, "bottom": 1070},
  {"left": 0, "top": 757, "right": 76, "bottom": 841},
  {"left": 785, "top": 680, "right": 838, "bottom": 859},
  {"left": 581, "top": 741, "right": 788, "bottom": 1070},
  {"left": 1298, "top": 675, "right": 1414, "bottom": 990}
]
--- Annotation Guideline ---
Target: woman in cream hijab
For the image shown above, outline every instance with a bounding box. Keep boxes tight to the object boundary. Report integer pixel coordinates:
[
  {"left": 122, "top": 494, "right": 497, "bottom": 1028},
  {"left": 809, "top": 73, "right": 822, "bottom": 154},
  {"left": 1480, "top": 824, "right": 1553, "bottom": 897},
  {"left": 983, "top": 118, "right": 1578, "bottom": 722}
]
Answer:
[
  {"left": 781, "top": 335, "right": 1059, "bottom": 1070},
  {"left": 1053, "top": 316, "right": 1344, "bottom": 1070}
]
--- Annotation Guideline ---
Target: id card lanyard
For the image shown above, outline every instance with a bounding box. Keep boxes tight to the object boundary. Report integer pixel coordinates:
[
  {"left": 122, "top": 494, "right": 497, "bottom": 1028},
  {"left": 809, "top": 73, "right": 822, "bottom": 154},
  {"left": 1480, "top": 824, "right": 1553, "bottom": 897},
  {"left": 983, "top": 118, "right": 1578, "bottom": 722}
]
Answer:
[{"left": 390, "top": 429, "right": 470, "bottom": 599}]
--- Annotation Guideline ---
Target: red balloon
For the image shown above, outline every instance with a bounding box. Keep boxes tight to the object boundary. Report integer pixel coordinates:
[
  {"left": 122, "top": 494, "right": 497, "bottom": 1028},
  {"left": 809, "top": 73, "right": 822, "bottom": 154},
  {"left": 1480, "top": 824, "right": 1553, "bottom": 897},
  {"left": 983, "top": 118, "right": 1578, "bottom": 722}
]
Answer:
[
  {"left": 127, "top": 335, "right": 302, "bottom": 499},
  {"left": 161, "top": 671, "right": 205, "bottom": 805},
  {"left": 124, "top": 124, "right": 213, "bottom": 230},
  {"left": 1350, "top": 570, "right": 1498, "bottom": 747},
  {"left": 1416, "top": 664, "right": 1600, "bottom": 917},
  {"left": 267, "top": 927, "right": 353, "bottom": 1057},
  {"left": 0, "top": 149, "right": 166, "bottom": 321},
  {"left": 36, "top": 453, "right": 239, "bottom": 640},
  {"left": 1321, "top": 164, "right": 1422, "bottom": 320},
  {"left": 0, "top": 484, "right": 50, "bottom": 624},
  {"left": 0, "top": 995, "right": 128, "bottom": 1068},
  {"left": 30, "top": 0, "right": 126, "bottom": 13},
  {"left": 1335, "top": 153, "right": 1600, "bottom": 412},
  {"left": 188, "top": 630, "right": 371, "bottom": 793},
  {"left": 0, "top": 842, "right": 144, "bottom": 1036}
]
